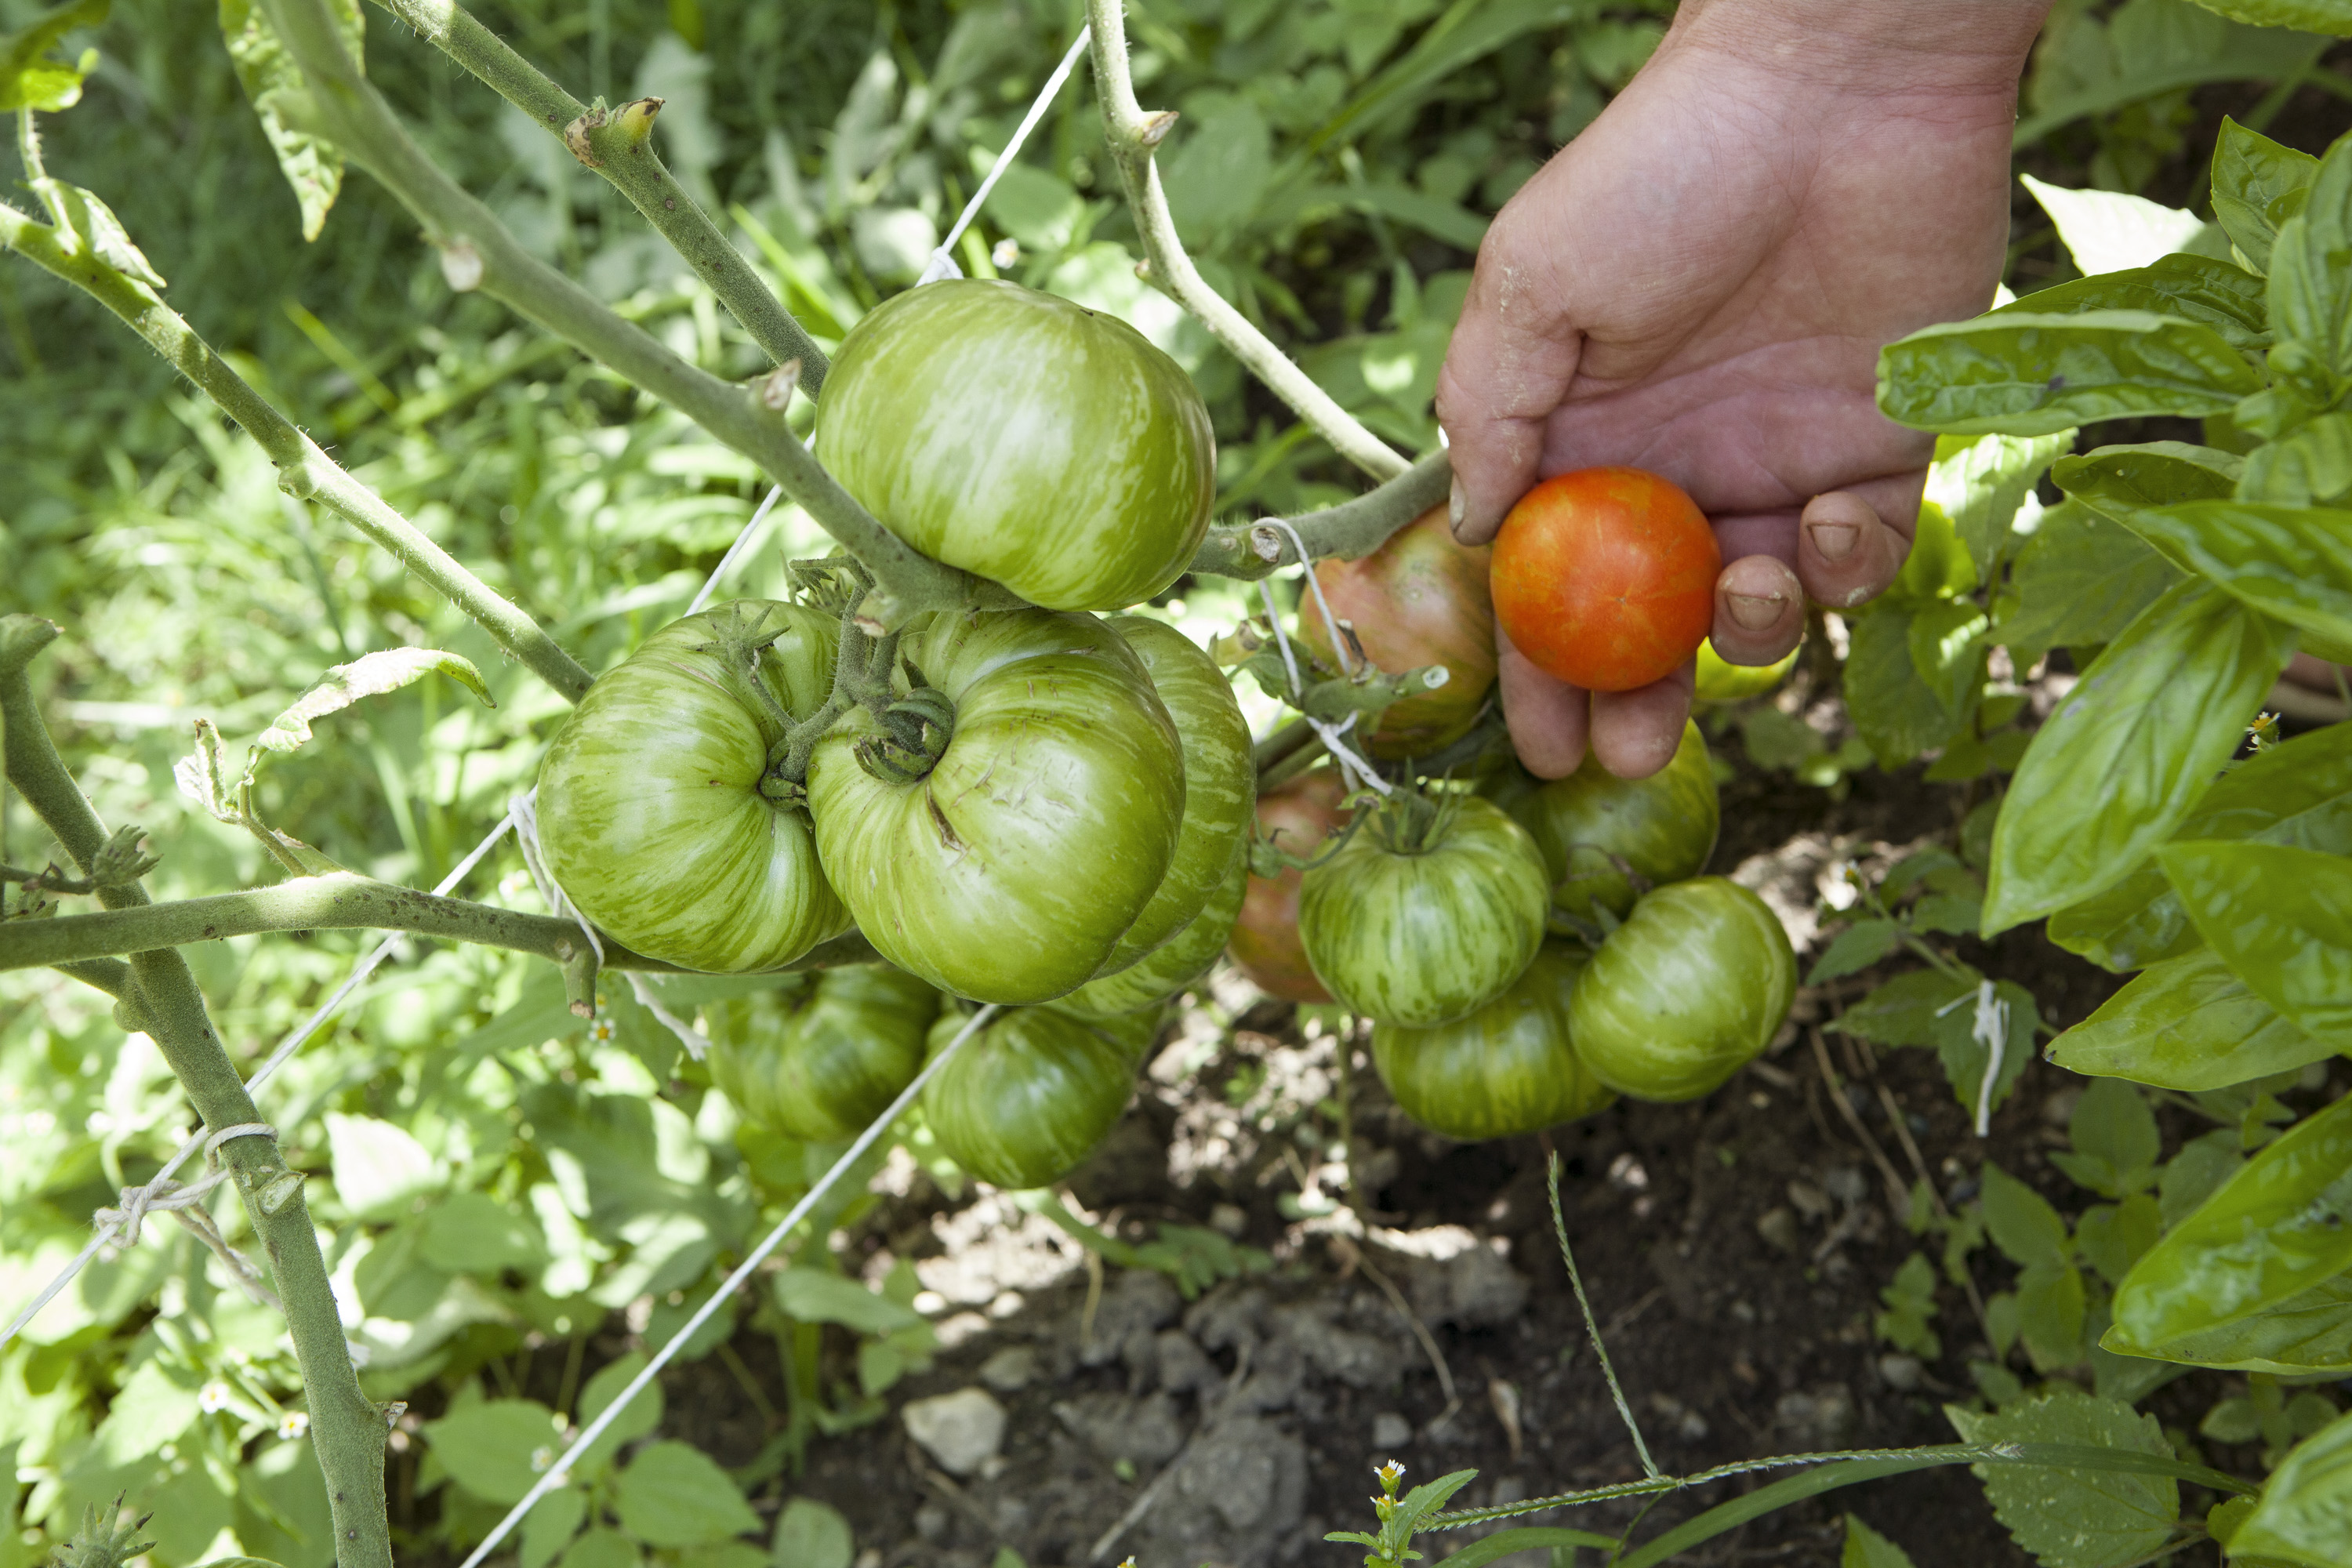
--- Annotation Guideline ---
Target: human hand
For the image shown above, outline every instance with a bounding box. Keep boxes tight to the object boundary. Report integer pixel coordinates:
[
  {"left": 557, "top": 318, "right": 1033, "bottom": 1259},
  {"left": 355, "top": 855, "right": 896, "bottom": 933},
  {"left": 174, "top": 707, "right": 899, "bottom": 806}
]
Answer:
[{"left": 1436, "top": 0, "right": 2050, "bottom": 779}]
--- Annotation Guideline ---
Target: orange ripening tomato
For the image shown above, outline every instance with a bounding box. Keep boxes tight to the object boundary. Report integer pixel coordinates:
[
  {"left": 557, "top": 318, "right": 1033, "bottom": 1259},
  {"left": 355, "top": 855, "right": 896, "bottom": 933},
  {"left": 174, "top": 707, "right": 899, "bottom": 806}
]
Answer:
[
  {"left": 1490, "top": 467, "right": 1721, "bottom": 692},
  {"left": 1228, "top": 765, "right": 1352, "bottom": 1004},
  {"left": 1297, "top": 505, "right": 1497, "bottom": 758}
]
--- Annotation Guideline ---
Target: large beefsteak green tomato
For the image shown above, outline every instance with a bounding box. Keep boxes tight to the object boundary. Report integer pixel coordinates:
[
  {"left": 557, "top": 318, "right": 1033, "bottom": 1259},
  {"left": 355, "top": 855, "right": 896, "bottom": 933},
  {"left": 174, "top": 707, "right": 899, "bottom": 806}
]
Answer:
[
  {"left": 706, "top": 964, "right": 941, "bottom": 1142},
  {"left": 813, "top": 280, "right": 1215, "bottom": 611},
  {"left": 1501, "top": 720, "right": 1719, "bottom": 920},
  {"left": 1373, "top": 944, "right": 1614, "bottom": 1141},
  {"left": 537, "top": 601, "right": 851, "bottom": 971},
  {"left": 1570, "top": 877, "right": 1795, "bottom": 1102},
  {"left": 922, "top": 1004, "right": 1150, "bottom": 1188},
  {"left": 1096, "top": 615, "right": 1254, "bottom": 971},
  {"left": 1298, "top": 793, "right": 1549, "bottom": 1026},
  {"left": 808, "top": 608, "right": 1185, "bottom": 1003},
  {"left": 1062, "top": 840, "right": 1247, "bottom": 1019}
]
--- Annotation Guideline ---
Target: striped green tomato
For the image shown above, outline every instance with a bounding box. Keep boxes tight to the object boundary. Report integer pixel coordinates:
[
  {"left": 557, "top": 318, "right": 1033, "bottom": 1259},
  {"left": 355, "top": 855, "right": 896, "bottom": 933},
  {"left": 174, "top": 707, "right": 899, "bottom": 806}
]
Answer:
[
  {"left": 1060, "top": 840, "right": 1247, "bottom": 1020},
  {"left": 706, "top": 964, "right": 941, "bottom": 1142},
  {"left": 536, "top": 601, "right": 851, "bottom": 972},
  {"left": 922, "top": 1004, "right": 1151, "bottom": 1189},
  {"left": 1298, "top": 793, "right": 1549, "bottom": 1026},
  {"left": 808, "top": 608, "right": 1184, "bottom": 1003},
  {"left": 1570, "top": 877, "right": 1795, "bottom": 1102},
  {"left": 1501, "top": 718, "right": 1718, "bottom": 921},
  {"left": 813, "top": 280, "right": 1215, "bottom": 611},
  {"left": 1094, "top": 615, "right": 1254, "bottom": 973},
  {"left": 1373, "top": 944, "right": 1614, "bottom": 1140}
]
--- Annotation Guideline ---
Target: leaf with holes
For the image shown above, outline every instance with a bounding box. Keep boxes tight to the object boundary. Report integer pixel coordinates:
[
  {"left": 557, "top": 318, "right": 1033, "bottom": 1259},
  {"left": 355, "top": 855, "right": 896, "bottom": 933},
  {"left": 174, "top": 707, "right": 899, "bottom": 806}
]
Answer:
[{"left": 258, "top": 646, "right": 492, "bottom": 753}]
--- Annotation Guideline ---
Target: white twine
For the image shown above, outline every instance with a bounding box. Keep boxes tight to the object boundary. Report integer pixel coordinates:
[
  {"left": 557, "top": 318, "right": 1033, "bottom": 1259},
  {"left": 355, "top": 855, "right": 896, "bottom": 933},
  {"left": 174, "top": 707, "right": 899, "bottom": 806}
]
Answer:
[
  {"left": 1255, "top": 568, "right": 1393, "bottom": 800},
  {"left": 915, "top": 26, "right": 1094, "bottom": 285},
  {"left": 2, "top": 815, "right": 517, "bottom": 1350},
  {"left": 1938, "top": 980, "right": 2010, "bottom": 1138},
  {"left": 688, "top": 483, "right": 787, "bottom": 615},
  {"left": 454, "top": 1001, "right": 1001, "bottom": 1568}
]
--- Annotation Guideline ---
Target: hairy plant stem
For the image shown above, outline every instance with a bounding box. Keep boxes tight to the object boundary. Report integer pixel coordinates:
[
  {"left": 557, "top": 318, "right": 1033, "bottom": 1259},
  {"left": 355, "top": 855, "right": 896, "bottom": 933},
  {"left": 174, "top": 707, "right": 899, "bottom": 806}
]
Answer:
[
  {"left": 0, "top": 618, "right": 393, "bottom": 1568},
  {"left": 253, "top": 0, "right": 1012, "bottom": 630},
  {"left": 364, "top": 0, "right": 829, "bottom": 390},
  {"left": 1189, "top": 448, "right": 1453, "bottom": 579},
  {"left": 0, "top": 205, "right": 595, "bottom": 703},
  {"left": 1085, "top": 0, "right": 1406, "bottom": 483},
  {"left": 0, "top": 869, "right": 880, "bottom": 977}
]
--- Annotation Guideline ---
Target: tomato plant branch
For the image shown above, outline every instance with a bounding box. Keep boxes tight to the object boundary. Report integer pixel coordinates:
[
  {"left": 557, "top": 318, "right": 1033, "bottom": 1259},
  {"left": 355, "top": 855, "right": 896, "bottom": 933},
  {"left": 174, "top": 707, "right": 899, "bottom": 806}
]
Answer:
[
  {"left": 1189, "top": 449, "right": 1453, "bottom": 579},
  {"left": 365, "top": 0, "right": 830, "bottom": 391},
  {"left": 253, "top": 0, "right": 1016, "bottom": 630},
  {"left": 1083, "top": 0, "right": 1408, "bottom": 484},
  {"left": 0, "top": 618, "right": 394, "bottom": 1568},
  {"left": 0, "top": 203, "right": 597, "bottom": 705}
]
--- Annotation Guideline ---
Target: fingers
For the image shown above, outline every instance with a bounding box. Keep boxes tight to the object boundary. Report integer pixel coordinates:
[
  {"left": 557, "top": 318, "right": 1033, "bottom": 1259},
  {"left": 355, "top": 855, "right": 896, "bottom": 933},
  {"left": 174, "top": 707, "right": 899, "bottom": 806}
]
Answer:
[
  {"left": 1794, "top": 487, "right": 1915, "bottom": 610},
  {"left": 1497, "top": 626, "right": 1589, "bottom": 779},
  {"left": 1589, "top": 663, "right": 1695, "bottom": 780},
  {"left": 1711, "top": 554, "right": 1806, "bottom": 666}
]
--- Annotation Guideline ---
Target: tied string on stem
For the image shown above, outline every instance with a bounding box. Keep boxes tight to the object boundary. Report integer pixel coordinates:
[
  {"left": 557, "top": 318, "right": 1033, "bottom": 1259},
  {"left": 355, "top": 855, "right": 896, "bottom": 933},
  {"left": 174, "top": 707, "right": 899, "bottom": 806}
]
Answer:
[
  {"left": 93, "top": 1120, "right": 285, "bottom": 1312},
  {"left": 510, "top": 789, "right": 713, "bottom": 1061},
  {"left": 1253, "top": 516, "right": 1392, "bottom": 800}
]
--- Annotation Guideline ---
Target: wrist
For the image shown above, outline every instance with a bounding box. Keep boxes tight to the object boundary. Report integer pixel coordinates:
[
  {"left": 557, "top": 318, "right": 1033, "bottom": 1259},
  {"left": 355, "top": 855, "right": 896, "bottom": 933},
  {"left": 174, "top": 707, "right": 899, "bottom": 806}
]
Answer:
[{"left": 1660, "top": 0, "right": 2052, "bottom": 95}]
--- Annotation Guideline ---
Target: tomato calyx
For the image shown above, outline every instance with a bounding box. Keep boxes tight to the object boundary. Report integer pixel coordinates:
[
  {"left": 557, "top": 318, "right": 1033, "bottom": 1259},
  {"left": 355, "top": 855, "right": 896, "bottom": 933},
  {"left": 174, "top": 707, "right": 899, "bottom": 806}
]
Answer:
[
  {"left": 853, "top": 686, "right": 958, "bottom": 784},
  {"left": 1359, "top": 786, "right": 1455, "bottom": 857}
]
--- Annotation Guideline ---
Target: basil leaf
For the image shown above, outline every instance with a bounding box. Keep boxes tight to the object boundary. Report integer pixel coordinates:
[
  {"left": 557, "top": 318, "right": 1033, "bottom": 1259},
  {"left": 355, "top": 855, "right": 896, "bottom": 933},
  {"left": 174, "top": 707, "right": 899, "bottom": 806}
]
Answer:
[
  {"left": 2183, "top": 0, "right": 2352, "bottom": 38},
  {"left": 1984, "top": 581, "right": 2295, "bottom": 934},
  {"left": 2211, "top": 116, "right": 2318, "bottom": 274},
  {"left": 2049, "top": 946, "right": 2332, "bottom": 1090},
  {"left": 1997, "top": 252, "right": 2271, "bottom": 350},
  {"left": 2232, "top": 1410, "right": 2352, "bottom": 1565},
  {"left": 2108, "top": 499, "right": 2352, "bottom": 651},
  {"left": 1926, "top": 430, "right": 2078, "bottom": 579},
  {"left": 2264, "top": 129, "right": 2352, "bottom": 375},
  {"left": 1992, "top": 499, "right": 2183, "bottom": 668},
  {"left": 2238, "top": 408, "right": 2352, "bottom": 505},
  {"left": 2054, "top": 439, "right": 2244, "bottom": 520},
  {"left": 2159, "top": 840, "right": 2352, "bottom": 1044},
  {"left": 2103, "top": 1272, "right": 2352, "bottom": 1377},
  {"left": 1878, "top": 310, "right": 2266, "bottom": 437}
]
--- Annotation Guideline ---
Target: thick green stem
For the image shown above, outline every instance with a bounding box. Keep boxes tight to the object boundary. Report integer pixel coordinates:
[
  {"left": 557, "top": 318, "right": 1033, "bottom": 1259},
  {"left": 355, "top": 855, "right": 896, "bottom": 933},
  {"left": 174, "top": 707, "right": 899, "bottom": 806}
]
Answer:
[
  {"left": 365, "top": 0, "right": 829, "bottom": 390},
  {"left": 1190, "top": 448, "right": 1453, "bottom": 579},
  {"left": 0, "top": 206, "right": 595, "bottom": 703},
  {"left": 254, "top": 0, "right": 1011, "bottom": 629},
  {"left": 0, "top": 618, "right": 393, "bottom": 1568},
  {"left": 1086, "top": 0, "right": 1406, "bottom": 483}
]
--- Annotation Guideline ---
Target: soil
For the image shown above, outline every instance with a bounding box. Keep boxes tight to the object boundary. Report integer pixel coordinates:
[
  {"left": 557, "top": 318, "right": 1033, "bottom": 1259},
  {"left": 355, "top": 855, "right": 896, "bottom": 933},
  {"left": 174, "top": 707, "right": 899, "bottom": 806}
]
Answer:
[{"left": 388, "top": 686, "right": 2342, "bottom": 1568}]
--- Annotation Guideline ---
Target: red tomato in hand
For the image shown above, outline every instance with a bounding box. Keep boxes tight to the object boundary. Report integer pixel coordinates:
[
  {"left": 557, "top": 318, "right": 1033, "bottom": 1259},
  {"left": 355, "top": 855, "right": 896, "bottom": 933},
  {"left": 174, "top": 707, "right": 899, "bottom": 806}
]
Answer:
[
  {"left": 1490, "top": 467, "right": 1720, "bottom": 692},
  {"left": 1228, "top": 765, "right": 1352, "bottom": 1004}
]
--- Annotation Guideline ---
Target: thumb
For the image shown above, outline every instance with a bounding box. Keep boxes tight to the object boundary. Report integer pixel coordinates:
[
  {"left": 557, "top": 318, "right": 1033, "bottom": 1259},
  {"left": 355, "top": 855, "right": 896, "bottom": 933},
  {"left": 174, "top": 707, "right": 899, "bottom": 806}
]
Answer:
[{"left": 1435, "top": 217, "right": 1582, "bottom": 545}]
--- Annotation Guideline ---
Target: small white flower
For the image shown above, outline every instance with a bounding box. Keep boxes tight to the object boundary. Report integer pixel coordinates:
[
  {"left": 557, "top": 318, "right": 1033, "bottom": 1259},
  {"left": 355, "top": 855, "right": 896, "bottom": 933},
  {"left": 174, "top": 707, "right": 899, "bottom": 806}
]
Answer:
[
  {"left": 278, "top": 1411, "right": 309, "bottom": 1440},
  {"left": 198, "top": 1380, "right": 233, "bottom": 1414},
  {"left": 991, "top": 238, "right": 1020, "bottom": 269},
  {"left": 589, "top": 1018, "right": 616, "bottom": 1044},
  {"left": 530, "top": 1445, "right": 556, "bottom": 1473}
]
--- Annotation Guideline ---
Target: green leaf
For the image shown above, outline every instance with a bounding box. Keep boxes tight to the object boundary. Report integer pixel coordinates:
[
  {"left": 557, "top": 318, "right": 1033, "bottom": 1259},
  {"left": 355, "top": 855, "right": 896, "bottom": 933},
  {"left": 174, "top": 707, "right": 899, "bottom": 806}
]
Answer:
[
  {"left": 2017, "top": 1260, "right": 2089, "bottom": 1371},
  {"left": 615, "top": 1442, "right": 761, "bottom": 1547},
  {"left": 1893, "top": 497, "right": 1980, "bottom": 600},
  {"left": 1841, "top": 1516, "right": 1918, "bottom": 1568},
  {"left": 1998, "top": 252, "right": 2271, "bottom": 351},
  {"left": 1926, "top": 430, "right": 2082, "bottom": 576},
  {"left": 1847, "top": 602, "right": 1966, "bottom": 767},
  {"left": 2185, "top": 0, "right": 2352, "bottom": 35},
  {"left": 1425, "top": 1529, "right": 1621, "bottom": 1567},
  {"left": 1806, "top": 920, "right": 1903, "bottom": 985},
  {"left": 421, "top": 1400, "right": 563, "bottom": 1505},
  {"left": 2055, "top": 438, "right": 2245, "bottom": 519},
  {"left": 519, "top": 1488, "right": 587, "bottom": 1568},
  {"left": 2106, "top": 499, "right": 2352, "bottom": 651},
  {"left": 1944, "top": 1392, "right": 2181, "bottom": 1567},
  {"left": 2075, "top": 1195, "right": 2165, "bottom": 1287},
  {"left": 1982, "top": 580, "right": 2295, "bottom": 934},
  {"left": 2020, "top": 174, "right": 2210, "bottom": 279},
  {"left": 572, "top": 1352, "right": 661, "bottom": 1477},
  {"left": 2051, "top": 946, "right": 2333, "bottom": 1091},
  {"left": 2240, "top": 410, "right": 2352, "bottom": 505},
  {"left": 218, "top": 0, "right": 362, "bottom": 241},
  {"left": 774, "top": 1268, "right": 924, "bottom": 1334},
  {"left": 2230, "top": 1409, "right": 2352, "bottom": 1567},
  {"left": 1907, "top": 598, "right": 1992, "bottom": 722},
  {"left": 0, "top": 0, "right": 104, "bottom": 112},
  {"left": 324, "top": 1111, "right": 441, "bottom": 1221},
  {"left": 257, "top": 646, "right": 493, "bottom": 753},
  {"left": 2213, "top": 117, "right": 2321, "bottom": 274},
  {"left": 2067, "top": 1080, "right": 2162, "bottom": 1193},
  {"left": 1830, "top": 967, "right": 1980, "bottom": 1047},
  {"left": 1878, "top": 309, "right": 2267, "bottom": 437},
  {"left": 2265, "top": 130, "right": 2352, "bottom": 376},
  {"left": 1828, "top": 968, "right": 2035, "bottom": 1120},
  {"left": 557, "top": 1530, "right": 640, "bottom": 1568},
  {"left": 1160, "top": 91, "right": 1272, "bottom": 239},
  {"left": 1982, "top": 1161, "right": 2072, "bottom": 1269},
  {"left": 770, "top": 1499, "right": 853, "bottom": 1568},
  {"left": 2109, "top": 1091, "right": 2352, "bottom": 1359},
  {"left": 1307, "top": 0, "right": 1589, "bottom": 152},
  {"left": 1993, "top": 499, "right": 2184, "bottom": 665},
  {"left": 2016, "top": 5, "right": 2324, "bottom": 148},
  {"left": 419, "top": 1190, "right": 548, "bottom": 1276},
  {"left": 29, "top": 177, "right": 167, "bottom": 290},
  {"left": 2161, "top": 840, "right": 2352, "bottom": 1043},
  {"left": 2116, "top": 1272, "right": 2352, "bottom": 1376},
  {"left": 83, "top": 1359, "right": 201, "bottom": 1467}
]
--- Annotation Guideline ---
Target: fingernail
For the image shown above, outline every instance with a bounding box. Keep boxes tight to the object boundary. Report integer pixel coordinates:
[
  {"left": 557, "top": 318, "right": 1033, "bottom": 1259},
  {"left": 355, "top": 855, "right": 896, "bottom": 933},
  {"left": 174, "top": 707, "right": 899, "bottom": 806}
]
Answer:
[
  {"left": 1449, "top": 476, "right": 1468, "bottom": 536},
  {"left": 1807, "top": 521, "right": 1859, "bottom": 562},
  {"left": 1726, "top": 591, "right": 1784, "bottom": 632}
]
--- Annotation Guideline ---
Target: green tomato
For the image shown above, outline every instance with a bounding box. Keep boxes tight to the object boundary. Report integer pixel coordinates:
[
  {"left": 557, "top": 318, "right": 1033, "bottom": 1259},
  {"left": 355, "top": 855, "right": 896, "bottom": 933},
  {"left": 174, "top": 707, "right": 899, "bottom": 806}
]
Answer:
[
  {"left": 1693, "top": 637, "right": 1798, "bottom": 703},
  {"left": 1570, "top": 877, "right": 1795, "bottom": 1102},
  {"left": 1095, "top": 616, "right": 1254, "bottom": 972},
  {"left": 1503, "top": 719, "right": 1719, "bottom": 921},
  {"left": 1373, "top": 944, "right": 1614, "bottom": 1141},
  {"left": 808, "top": 608, "right": 1185, "bottom": 1003},
  {"left": 706, "top": 964, "right": 942, "bottom": 1142},
  {"left": 1298, "top": 793, "right": 1550, "bottom": 1026},
  {"left": 537, "top": 601, "right": 851, "bottom": 972},
  {"left": 813, "top": 280, "right": 1215, "bottom": 611},
  {"left": 1061, "top": 839, "right": 1247, "bottom": 1020},
  {"left": 922, "top": 1004, "right": 1149, "bottom": 1189}
]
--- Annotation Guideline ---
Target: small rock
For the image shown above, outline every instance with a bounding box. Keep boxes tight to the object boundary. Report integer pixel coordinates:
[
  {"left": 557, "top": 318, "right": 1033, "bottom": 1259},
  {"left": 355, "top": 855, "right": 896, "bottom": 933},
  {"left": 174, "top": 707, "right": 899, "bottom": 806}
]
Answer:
[
  {"left": 1823, "top": 1166, "right": 1867, "bottom": 1208},
  {"left": 1785, "top": 1181, "right": 1830, "bottom": 1221},
  {"left": 1409, "top": 1243, "right": 1529, "bottom": 1330},
  {"left": 1370, "top": 1411, "right": 1412, "bottom": 1450},
  {"left": 1210, "top": 1202, "right": 1248, "bottom": 1236},
  {"left": 978, "top": 1345, "right": 1037, "bottom": 1392},
  {"left": 986, "top": 1290, "right": 1025, "bottom": 1319},
  {"left": 1185, "top": 1283, "right": 1267, "bottom": 1356},
  {"left": 902, "top": 1387, "right": 1006, "bottom": 1477},
  {"left": 1156, "top": 1329, "right": 1221, "bottom": 1398},
  {"left": 1774, "top": 1383, "right": 1858, "bottom": 1449},
  {"left": 1755, "top": 1207, "right": 1801, "bottom": 1254},
  {"left": 1053, "top": 1390, "right": 1186, "bottom": 1467},
  {"left": 1084, "top": 1269, "right": 1183, "bottom": 1367},
  {"left": 913, "top": 1502, "right": 951, "bottom": 1543},
  {"left": 935, "top": 1311, "right": 991, "bottom": 1348},
  {"left": 1878, "top": 1353, "right": 1922, "bottom": 1392}
]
